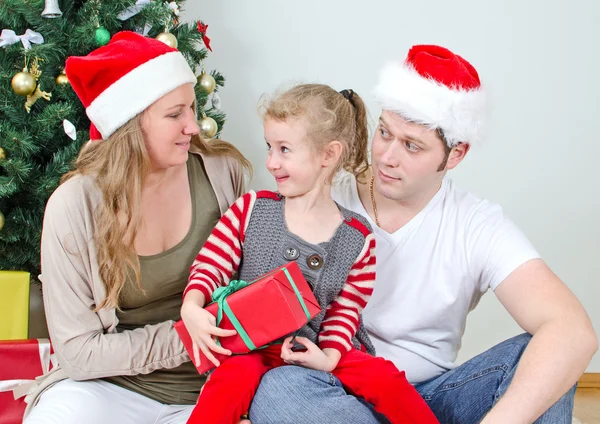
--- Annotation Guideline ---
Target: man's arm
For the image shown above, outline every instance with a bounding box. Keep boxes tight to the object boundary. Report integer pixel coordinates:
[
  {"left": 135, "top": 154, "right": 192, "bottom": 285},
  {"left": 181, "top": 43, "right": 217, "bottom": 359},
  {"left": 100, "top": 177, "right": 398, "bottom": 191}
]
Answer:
[{"left": 482, "top": 258, "right": 597, "bottom": 423}]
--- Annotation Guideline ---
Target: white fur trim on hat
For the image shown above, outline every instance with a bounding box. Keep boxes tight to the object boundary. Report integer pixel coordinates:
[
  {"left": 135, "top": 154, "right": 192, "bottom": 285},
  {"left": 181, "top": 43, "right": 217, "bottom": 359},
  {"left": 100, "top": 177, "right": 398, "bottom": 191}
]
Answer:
[
  {"left": 86, "top": 51, "right": 196, "bottom": 139},
  {"left": 373, "top": 62, "right": 486, "bottom": 146}
]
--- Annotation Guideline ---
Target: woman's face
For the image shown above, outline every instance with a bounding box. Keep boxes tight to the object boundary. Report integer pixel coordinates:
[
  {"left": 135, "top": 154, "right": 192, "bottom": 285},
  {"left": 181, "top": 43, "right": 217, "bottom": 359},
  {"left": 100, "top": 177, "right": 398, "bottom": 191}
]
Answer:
[{"left": 140, "top": 83, "right": 199, "bottom": 170}]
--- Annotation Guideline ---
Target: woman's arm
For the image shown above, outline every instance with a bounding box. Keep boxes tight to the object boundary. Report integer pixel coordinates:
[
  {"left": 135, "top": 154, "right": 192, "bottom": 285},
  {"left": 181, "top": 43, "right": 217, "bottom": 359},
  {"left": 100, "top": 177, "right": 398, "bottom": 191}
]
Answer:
[{"left": 41, "top": 182, "right": 188, "bottom": 381}]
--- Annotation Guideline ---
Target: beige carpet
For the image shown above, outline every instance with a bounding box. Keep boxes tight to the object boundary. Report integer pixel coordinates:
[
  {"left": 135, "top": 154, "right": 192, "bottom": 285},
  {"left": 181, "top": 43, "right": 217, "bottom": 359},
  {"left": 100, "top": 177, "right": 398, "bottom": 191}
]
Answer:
[{"left": 573, "top": 417, "right": 584, "bottom": 424}]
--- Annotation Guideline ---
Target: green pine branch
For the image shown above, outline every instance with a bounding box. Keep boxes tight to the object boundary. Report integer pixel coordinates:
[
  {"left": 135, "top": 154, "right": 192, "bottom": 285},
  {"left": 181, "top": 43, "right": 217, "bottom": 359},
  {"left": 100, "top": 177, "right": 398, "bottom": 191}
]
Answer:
[{"left": 0, "top": 0, "right": 226, "bottom": 276}]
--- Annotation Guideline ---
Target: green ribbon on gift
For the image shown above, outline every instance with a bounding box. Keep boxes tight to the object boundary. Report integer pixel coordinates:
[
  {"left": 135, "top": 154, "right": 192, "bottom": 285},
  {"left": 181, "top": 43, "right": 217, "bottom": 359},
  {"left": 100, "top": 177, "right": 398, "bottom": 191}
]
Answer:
[
  {"left": 212, "top": 279, "right": 255, "bottom": 350},
  {"left": 282, "top": 268, "right": 312, "bottom": 322},
  {"left": 211, "top": 268, "right": 313, "bottom": 351}
]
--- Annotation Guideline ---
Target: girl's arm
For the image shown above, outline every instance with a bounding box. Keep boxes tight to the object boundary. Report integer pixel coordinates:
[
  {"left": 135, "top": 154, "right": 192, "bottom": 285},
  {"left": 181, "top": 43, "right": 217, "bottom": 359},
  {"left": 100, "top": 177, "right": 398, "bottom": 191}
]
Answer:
[
  {"left": 184, "top": 190, "right": 256, "bottom": 302},
  {"left": 319, "top": 231, "right": 376, "bottom": 357}
]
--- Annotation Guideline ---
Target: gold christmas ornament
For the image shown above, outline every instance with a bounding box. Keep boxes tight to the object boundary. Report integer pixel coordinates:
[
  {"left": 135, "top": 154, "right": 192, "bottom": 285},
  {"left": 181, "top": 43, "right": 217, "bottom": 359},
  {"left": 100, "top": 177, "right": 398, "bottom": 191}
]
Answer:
[
  {"left": 155, "top": 32, "right": 177, "bottom": 48},
  {"left": 0, "top": 147, "right": 6, "bottom": 161},
  {"left": 56, "top": 72, "right": 69, "bottom": 85},
  {"left": 11, "top": 71, "right": 37, "bottom": 96},
  {"left": 24, "top": 58, "right": 52, "bottom": 113},
  {"left": 0, "top": 211, "right": 4, "bottom": 231},
  {"left": 198, "top": 72, "right": 216, "bottom": 94},
  {"left": 199, "top": 116, "right": 218, "bottom": 138}
]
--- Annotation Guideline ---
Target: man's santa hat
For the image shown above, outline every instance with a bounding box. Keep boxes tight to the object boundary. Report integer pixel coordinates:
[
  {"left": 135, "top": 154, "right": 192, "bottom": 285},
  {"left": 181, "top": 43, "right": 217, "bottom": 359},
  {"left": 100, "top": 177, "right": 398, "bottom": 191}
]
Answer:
[
  {"left": 373, "top": 45, "right": 486, "bottom": 147},
  {"left": 66, "top": 31, "right": 197, "bottom": 140}
]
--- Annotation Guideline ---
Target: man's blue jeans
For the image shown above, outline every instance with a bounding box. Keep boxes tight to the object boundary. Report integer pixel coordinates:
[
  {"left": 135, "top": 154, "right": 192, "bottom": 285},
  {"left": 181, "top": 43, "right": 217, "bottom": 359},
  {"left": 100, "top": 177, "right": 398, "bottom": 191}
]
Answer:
[{"left": 249, "top": 333, "right": 576, "bottom": 423}]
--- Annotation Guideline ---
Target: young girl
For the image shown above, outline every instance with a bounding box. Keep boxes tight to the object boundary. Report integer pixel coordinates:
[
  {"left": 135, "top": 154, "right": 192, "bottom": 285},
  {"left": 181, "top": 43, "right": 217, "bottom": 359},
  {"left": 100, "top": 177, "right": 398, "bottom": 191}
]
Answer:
[{"left": 180, "top": 84, "right": 438, "bottom": 424}]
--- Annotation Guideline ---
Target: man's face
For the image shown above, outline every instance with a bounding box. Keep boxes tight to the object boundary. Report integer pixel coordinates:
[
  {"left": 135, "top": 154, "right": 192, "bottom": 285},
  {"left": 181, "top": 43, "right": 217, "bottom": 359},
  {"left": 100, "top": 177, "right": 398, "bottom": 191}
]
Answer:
[{"left": 371, "top": 111, "right": 460, "bottom": 203}]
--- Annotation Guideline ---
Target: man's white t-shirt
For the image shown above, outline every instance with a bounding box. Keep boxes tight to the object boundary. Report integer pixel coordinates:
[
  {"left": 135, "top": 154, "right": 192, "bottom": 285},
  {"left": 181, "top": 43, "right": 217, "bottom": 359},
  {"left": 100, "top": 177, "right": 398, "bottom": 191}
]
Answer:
[{"left": 332, "top": 174, "right": 540, "bottom": 383}]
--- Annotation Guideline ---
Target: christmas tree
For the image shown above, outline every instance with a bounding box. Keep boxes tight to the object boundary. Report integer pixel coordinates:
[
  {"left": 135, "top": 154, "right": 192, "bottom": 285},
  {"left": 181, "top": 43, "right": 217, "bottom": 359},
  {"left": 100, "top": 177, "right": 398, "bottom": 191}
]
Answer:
[{"left": 0, "top": 0, "right": 225, "bottom": 278}]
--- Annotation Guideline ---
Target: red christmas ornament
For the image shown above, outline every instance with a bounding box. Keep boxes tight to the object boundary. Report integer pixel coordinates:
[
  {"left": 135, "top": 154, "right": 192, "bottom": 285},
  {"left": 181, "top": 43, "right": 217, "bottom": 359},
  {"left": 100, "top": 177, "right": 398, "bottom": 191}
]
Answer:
[{"left": 197, "top": 21, "right": 212, "bottom": 51}]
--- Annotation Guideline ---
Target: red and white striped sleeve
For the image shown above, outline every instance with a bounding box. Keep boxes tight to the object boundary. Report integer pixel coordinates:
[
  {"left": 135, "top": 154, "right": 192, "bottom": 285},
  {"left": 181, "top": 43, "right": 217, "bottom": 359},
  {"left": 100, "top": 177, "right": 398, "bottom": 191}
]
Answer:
[
  {"left": 183, "top": 190, "right": 257, "bottom": 302},
  {"left": 318, "top": 224, "right": 376, "bottom": 355}
]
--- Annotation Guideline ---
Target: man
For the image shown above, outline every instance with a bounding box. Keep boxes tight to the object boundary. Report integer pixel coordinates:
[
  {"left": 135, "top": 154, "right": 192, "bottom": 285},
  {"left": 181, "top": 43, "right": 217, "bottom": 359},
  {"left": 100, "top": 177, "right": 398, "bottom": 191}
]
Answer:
[{"left": 249, "top": 45, "right": 597, "bottom": 423}]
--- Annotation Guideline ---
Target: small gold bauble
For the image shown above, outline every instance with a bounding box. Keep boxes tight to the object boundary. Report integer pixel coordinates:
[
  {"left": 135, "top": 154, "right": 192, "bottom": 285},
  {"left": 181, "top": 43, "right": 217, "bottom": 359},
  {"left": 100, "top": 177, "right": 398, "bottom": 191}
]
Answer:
[
  {"left": 155, "top": 32, "right": 178, "bottom": 48},
  {"left": 199, "top": 116, "right": 218, "bottom": 138},
  {"left": 0, "top": 147, "right": 6, "bottom": 161},
  {"left": 11, "top": 71, "right": 37, "bottom": 96},
  {"left": 56, "top": 73, "right": 69, "bottom": 86},
  {"left": 198, "top": 73, "right": 216, "bottom": 94},
  {"left": 0, "top": 211, "right": 4, "bottom": 231}
]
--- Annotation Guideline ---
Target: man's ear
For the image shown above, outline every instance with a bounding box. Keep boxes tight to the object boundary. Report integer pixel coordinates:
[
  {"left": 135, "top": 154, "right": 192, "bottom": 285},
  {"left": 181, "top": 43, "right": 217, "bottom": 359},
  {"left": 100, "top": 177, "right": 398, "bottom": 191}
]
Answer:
[{"left": 446, "top": 142, "right": 470, "bottom": 170}]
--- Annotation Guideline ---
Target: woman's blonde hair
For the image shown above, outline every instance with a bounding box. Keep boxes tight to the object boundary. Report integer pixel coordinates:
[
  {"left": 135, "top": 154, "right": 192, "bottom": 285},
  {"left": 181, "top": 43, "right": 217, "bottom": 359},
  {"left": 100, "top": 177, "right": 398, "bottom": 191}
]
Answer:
[
  {"left": 259, "top": 83, "right": 369, "bottom": 179},
  {"left": 61, "top": 110, "right": 251, "bottom": 311}
]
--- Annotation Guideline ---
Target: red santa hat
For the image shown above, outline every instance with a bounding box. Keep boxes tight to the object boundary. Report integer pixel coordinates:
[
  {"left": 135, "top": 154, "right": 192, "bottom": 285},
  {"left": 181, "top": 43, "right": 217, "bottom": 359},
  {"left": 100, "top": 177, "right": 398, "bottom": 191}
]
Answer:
[
  {"left": 66, "top": 31, "right": 197, "bottom": 140},
  {"left": 373, "top": 45, "right": 486, "bottom": 147}
]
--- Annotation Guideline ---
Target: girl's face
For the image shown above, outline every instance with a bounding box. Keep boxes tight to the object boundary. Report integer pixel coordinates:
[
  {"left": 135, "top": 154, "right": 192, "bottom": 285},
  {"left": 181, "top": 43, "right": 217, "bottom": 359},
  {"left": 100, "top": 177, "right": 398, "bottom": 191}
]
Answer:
[
  {"left": 141, "top": 83, "right": 199, "bottom": 171},
  {"left": 264, "top": 117, "right": 329, "bottom": 198}
]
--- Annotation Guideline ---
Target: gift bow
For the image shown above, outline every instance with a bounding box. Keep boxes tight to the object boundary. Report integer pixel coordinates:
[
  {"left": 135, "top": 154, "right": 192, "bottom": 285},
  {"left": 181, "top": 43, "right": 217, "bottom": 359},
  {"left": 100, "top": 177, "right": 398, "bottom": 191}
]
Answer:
[
  {"left": 0, "top": 339, "right": 57, "bottom": 403},
  {"left": 212, "top": 280, "right": 255, "bottom": 349},
  {"left": 211, "top": 269, "right": 312, "bottom": 351},
  {"left": 0, "top": 29, "right": 44, "bottom": 50},
  {"left": 117, "top": 0, "right": 151, "bottom": 20},
  {"left": 197, "top": 21, "right": 212, "bottom": 52},
  {"left": 167, "top": 1, "right": 180, "bottom": 16}
]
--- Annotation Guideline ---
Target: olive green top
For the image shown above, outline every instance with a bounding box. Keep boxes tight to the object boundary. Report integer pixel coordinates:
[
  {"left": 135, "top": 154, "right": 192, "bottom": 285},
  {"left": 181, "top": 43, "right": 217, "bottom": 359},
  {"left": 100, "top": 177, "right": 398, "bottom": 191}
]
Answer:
[{"left": 105, "top": 154, "right": 221, "bottom": 404}]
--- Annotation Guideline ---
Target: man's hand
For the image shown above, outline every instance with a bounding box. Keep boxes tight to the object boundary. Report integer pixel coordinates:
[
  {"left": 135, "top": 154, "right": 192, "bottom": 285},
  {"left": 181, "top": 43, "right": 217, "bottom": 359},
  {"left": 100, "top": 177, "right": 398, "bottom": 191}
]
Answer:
[{"left": 280, "top": 336, "right": 341, "bottom": 372}]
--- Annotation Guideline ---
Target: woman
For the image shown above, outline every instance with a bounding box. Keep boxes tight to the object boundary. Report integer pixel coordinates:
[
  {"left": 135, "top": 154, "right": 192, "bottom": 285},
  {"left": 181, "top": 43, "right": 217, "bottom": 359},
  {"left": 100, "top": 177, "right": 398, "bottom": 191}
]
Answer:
[{"left": 24, "top": 31, "right": 251, "bottom": 424}]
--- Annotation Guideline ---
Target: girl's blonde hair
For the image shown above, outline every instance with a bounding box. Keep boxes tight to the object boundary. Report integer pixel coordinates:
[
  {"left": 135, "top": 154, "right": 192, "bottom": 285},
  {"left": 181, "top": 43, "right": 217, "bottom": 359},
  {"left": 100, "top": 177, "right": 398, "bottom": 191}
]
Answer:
[
  {"left": 61, "top": 111, "right": 251, "bottom": 311},
  {"left": 259, "top": 83, "right": 369, "bottom": 178}
]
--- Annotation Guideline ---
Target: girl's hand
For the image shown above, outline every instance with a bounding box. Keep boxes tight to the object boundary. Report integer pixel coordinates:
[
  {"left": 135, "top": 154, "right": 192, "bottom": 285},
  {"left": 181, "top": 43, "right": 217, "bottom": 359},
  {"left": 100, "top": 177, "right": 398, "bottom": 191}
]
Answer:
[
  {"left": 181, "top": 291, "right": 236, "bottom": 367},
  {"left": 280, "top": 336, "right": 341, "bottom": 372}
]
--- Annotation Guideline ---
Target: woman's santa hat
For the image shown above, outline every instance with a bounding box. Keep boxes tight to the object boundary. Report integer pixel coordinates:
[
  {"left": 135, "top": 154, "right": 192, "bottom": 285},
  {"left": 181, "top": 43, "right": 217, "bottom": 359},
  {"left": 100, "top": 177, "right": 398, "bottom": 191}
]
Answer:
[
  {"left": 66, "top": 31, "right": 197, "bottom": 140},
  {"left": 373, "top": 45, "right": 486, "bottom": 147}
]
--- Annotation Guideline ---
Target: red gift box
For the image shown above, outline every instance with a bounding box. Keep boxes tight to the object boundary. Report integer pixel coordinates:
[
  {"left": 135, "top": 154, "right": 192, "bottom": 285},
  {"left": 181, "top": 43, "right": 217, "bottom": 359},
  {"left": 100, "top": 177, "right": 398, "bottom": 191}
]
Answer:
[
  {"left": 0, "top": 339, "right": 55, "bottom": 424},
  {"left": 176, "top": 261, "right": 321, "bottom": 374}
]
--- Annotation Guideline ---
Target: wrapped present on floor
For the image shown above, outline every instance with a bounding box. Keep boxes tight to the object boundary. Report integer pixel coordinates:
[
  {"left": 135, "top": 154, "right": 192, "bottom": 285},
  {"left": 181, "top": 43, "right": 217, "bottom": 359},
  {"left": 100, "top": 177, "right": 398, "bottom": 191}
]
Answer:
[
  {"left": 0, "top": 271, "right": 30, "bottom": 340},
  {"left": 0, "top": 339, "right": 56, "bottom": 424},
  {"left": 175, "top": 261, "right": 321, "bottom": 374}
]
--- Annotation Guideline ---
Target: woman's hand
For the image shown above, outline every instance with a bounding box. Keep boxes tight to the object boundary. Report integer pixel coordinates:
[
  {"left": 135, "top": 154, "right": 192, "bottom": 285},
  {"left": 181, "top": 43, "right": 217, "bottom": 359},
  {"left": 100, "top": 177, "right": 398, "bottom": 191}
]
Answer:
[
  {"left": 280, "top": 336, "right": 341, "bottom": 372},
  {"left": 181, "top": 291, "right": 236, "bottom": 368}
]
